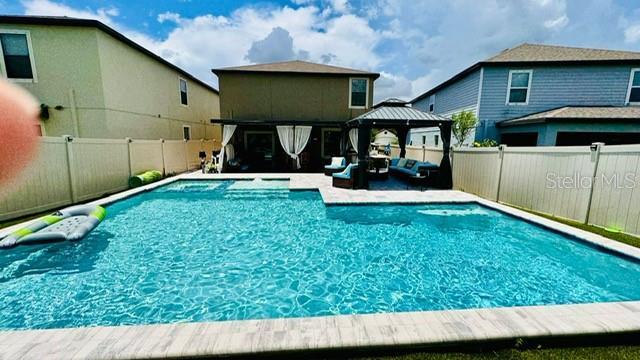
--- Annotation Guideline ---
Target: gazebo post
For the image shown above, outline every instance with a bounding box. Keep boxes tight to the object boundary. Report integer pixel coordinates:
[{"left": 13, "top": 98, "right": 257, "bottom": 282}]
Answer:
[
  {"left": 340, "top": 127, "right": 349, "bottom": 157},
  {"left": 396, "top": 127, "right": 408, "bottom": 158},
  {"left": 438, "top": 122, "right": 453, "bottom": 189},
  {"left": 356, "top": 124, "right": 371, "bottom": 189}
]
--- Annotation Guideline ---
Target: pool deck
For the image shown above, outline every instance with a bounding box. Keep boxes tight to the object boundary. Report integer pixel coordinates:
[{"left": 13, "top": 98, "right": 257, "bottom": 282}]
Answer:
[{"left": 1, "top": 172, "right": 640, "bottom": 359}]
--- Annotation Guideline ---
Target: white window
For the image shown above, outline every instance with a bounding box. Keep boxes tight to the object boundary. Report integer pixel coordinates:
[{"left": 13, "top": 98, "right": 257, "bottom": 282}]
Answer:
[
  {"left": 428, "top": 95, "right": 435, "bottom": 112},
  {"left": 626, "top": 68, "right": 640, "bottom": 105},
  {"left": 506, "top": 70, "right": 532, "bottom": 105},
  {"left": 0, "top": 30, "right": 37, "bottom": 82},
  {"left": 182, "top": 125, "right": 191, "bottom": 140},
  {"left": 349, "top": 78, "right": 369, "bottom": 109},
  {"left": 179, "top": 78, "right": 188, "bottom": 106}
]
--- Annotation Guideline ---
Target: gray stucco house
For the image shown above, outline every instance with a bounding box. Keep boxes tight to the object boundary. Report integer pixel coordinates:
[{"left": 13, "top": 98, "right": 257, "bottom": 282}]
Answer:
[{"left": 410, "top": 43, "right": 640, "bottom": 146}]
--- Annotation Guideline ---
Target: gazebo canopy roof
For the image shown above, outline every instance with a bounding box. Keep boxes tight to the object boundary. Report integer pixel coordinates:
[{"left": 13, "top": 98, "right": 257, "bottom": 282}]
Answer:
[{"left": 346, "top": 106, "right": 450, "bottom": 128}]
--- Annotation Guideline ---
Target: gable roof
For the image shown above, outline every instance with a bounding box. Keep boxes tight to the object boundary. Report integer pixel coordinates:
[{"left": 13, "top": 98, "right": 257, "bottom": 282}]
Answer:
[
  {"left": 0, "top": 15, "right": 218, "bottom": 94},
  {"left": 373, "top": 97, "right": 408, "bottom": 108},
  {"left": 213, "top": 60, "right": 380, "bottom": 79},
  {"left": 498, "top": 106, "right": 640, "bottom": 127},
  {"left": 347, "top": 106, "right": 449, "bottom": 128},
  {"left": 411, "top": 43, "right": 640, "bottom": 104},
  {"left": 486, "top": 43, "right": 640, "bottom": 63}
]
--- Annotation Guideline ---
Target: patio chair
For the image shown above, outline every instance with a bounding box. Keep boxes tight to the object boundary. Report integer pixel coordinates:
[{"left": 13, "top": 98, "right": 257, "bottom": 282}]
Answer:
[
  {"left": 324, "top": 157, "right": 347, "bottom": 176},
  {"left": 332, "top": 163, "right": 358, "bottom": 189}
]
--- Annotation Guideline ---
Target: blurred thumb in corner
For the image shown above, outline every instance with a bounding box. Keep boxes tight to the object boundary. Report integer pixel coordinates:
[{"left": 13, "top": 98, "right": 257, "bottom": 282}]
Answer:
[{"left": 0, "top": 79, "right": 40, "bottom": 186}]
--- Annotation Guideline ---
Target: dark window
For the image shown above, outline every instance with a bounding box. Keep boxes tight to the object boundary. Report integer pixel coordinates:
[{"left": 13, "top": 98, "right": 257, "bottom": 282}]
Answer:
[
  {"left": 429, "top": 103, "right": 434, "bottom": 112},
  {"left": 507, "top": 71, "right": 531, "bottom": 104},
  {"left": 322, "top": 129, "right": 342, "bottom": 158},
  {"left": 183, "top": 126, "right": 191, "bottom": 140},
  {"left": 500, "top": 132, "right": 538, "bottom": 146},
  {"left": 556, "top": 132, "right": 640, "bottom": 146},
  {"left": 179, "top": 78, "right": 188, "bottom": 105},
  {"left": 0, "top": 33, "right": 33, "bottom": 79},
  {"left": 350, "top": 78, "right": 367, "bottom": 107},
  {"left": 629, "top": 70, "right": 640, "bottom": 103},
  {"left": 434, "top": 134, "right": 439, "bottom": 146}
]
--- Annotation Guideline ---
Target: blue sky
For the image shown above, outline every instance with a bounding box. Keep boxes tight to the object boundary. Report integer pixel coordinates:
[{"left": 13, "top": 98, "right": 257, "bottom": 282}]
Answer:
[{"left": 4, "top": 0, "right": 640, "bottom": 101}]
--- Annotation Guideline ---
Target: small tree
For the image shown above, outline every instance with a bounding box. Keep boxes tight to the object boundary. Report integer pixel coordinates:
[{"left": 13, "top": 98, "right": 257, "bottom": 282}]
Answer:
[{"left": 451, "top": 111, "right": 478, "bottom": 147}]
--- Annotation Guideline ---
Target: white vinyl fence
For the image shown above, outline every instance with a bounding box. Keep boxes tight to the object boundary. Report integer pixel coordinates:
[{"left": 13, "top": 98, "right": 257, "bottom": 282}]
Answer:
[
  {"left": 390, "top": 145, "right": 444, "bottom": 164},
  {"left": 0, "top": 136, "right": 219, "bottom": 222},
  {"left": 452, "top": 144, "right": 640, "bottom": 237}
]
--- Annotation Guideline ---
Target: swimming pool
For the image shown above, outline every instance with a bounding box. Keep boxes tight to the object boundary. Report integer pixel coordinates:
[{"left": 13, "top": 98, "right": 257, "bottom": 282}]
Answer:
[{"left": 1, "top": 179, "right": 639, "bottom": 330}]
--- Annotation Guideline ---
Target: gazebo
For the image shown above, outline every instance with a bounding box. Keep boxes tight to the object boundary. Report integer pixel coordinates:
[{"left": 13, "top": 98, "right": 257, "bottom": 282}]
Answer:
[{"left": 345, "top": 106, "right": 453, "bottom": 189}]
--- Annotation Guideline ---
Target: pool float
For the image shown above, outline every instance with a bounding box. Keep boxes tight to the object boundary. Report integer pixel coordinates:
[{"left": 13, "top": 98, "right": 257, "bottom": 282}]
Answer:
[
  {"left": 128, "top": 170, "right": 162, "bottom": 188},
  {"left": 0, "top": 204, "right": 106, "bottom": 248}
]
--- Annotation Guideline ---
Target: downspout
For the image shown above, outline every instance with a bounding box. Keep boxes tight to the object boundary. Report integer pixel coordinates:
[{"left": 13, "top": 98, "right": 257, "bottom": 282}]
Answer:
[{"left": 68, "top": 88, "right": 80, "bottom": 137}]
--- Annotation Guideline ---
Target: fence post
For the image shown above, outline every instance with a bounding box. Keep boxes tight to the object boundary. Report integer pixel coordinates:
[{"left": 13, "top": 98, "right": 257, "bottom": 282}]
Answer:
[
  {"left": 495, "top": 144, "right": 507, "bottom": 202},
  {"left": 584, "top": 142, "right": 604, "bottom": 224},
  {"left": 126, "top": 137, "right": 133, "bottom": 177},
  {"left": 63, "top": 135, "right": 78, "bottom": 203}
]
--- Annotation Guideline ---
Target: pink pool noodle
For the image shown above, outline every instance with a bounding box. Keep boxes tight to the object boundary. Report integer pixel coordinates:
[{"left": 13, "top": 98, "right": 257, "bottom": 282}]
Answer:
[{"left": 0, "top": 79, "right": 39, "bottom": 186}]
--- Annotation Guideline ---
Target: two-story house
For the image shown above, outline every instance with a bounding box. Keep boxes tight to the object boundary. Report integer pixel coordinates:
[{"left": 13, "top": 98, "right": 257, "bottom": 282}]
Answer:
[
  {"left": 410, "top": 43, "right": 640, "bottom": 146},
  {"left": 0, "top": 15, "right": 220, "bottom": 141},
  {"left": 211, "top": 60, "right": 379, "bottom": 171}
]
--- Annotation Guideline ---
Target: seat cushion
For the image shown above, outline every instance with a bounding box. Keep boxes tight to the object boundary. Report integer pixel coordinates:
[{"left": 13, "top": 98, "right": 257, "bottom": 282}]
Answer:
[
  {"left": 390, "top": 158, "right": 400, "bottom": 167},
  {"left": 330, "top": 157, "right": 345, "bottom": 167},
  {"left": 333, "top": 172, "right": 350, "bottom": 179},
  {"left": 397, "top": 158, "right": 408, "bottom": 168},
  {"left": 404, "top": 160, "right": 417, "bottom": 169},
  {"left": 324, "top": 164, "right": 345, "bottom": 170}
]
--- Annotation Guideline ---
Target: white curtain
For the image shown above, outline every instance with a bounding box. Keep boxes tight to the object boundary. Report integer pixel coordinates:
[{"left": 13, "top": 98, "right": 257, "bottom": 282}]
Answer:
[
  {"left": 276, "top": 125, "right": 312, "bottom": 169},
  {"left": 218, "top": 125, "right": 236, "bottom": 173},
  {"left": 349, "top": 128, "right": 359, "bottom": 153}
]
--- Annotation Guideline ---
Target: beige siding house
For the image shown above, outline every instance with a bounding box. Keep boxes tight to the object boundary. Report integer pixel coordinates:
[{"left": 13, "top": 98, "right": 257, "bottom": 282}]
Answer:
[
  {"left": 212, "top": 61, "right": 379, "bottom": 171},
  {"left": 0, "top": 15, "right": 220, "bottom": 140}
]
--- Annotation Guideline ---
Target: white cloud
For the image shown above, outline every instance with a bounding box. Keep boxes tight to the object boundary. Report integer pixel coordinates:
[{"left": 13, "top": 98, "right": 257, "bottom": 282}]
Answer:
[
  {"left": 157, "top": 12, "right": 183, "bottom": 25},
  {"left": 245, "top": 27, "right": 308, "bottom": 63},
  {"left": 22, "top": 0, "right": 159, "bottom": 51},
  {"left": 544, "top": 15, "right": 569, "bottom": 30},
  {"left": 19, "top": 0, "right": 640, "bottom": 103},
  {"left": 22, "top": 0, "right": 118, "bottom": 24},
  {"left": 625, "top": 25, "right": 640, "bottom": 43}
]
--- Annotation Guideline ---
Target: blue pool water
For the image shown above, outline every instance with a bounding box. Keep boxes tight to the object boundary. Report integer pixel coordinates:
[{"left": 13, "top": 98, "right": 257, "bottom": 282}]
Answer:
[{"left": 1, "top": 180, "right": 639, "bottom": 330}]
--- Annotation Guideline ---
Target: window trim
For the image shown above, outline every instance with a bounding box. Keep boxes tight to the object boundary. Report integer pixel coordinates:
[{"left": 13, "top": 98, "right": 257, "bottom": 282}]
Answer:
[
  {"left": 625, "top": 68, "right": 640, "bottom": 105},
  {"left": 505, "top": 69, "right": 532, "bottom": 105},
  {"left": 348, "top": 77, "right": 369, "bottom": 109},
  {"left": 0, "top": 29, "right": 38, "bottom": 83},
  {"left": 182, "top": 125, "right": 191, "bottom": 140},
  {"left": 179, "top": 77, "right": 188, "bottom": 107}
]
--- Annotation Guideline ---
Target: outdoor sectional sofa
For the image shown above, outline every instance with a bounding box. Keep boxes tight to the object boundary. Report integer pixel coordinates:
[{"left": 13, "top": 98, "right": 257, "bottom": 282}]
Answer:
[{"left": 389, "top": 158, "right": 440, "bottom": 185}]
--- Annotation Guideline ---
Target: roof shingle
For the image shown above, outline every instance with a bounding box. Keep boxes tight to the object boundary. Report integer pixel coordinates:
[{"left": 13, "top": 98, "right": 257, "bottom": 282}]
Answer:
[
  {"left": 486, "top": 43, "right": 640, "bottom": 63},
  {"left": 212, "top": 60, "right": 379, "bottom": 78},
  {"left": 498, "top": 106, "right": 640, "bottom": 127}
]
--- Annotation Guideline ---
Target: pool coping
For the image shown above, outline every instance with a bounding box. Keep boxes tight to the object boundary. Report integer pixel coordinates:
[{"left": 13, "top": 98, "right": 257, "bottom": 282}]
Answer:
[{"left": 1, "top": 172, "right": 640, "bottom": 359}]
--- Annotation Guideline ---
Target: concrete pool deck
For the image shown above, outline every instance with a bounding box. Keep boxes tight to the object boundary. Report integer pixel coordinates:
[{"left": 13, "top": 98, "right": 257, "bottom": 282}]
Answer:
[{"left": 1, "top": 172, "right": 639, "bottom": 359}]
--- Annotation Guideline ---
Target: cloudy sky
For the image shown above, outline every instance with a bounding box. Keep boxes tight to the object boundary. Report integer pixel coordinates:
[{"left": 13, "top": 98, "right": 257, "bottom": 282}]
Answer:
[{"left": 3, "top": 0, "right": 640, "bottom": 102}]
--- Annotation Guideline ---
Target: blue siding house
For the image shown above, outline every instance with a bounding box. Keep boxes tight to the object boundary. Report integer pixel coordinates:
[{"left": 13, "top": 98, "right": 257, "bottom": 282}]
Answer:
[{"left": 410, "top": 43, "right": 640, "bottom": 146}]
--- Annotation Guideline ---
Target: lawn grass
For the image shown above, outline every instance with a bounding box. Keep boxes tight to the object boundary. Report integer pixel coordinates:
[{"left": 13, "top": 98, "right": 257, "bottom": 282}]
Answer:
[{"left": 351, "top": 345, "right": 640, "bottom": 359}]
